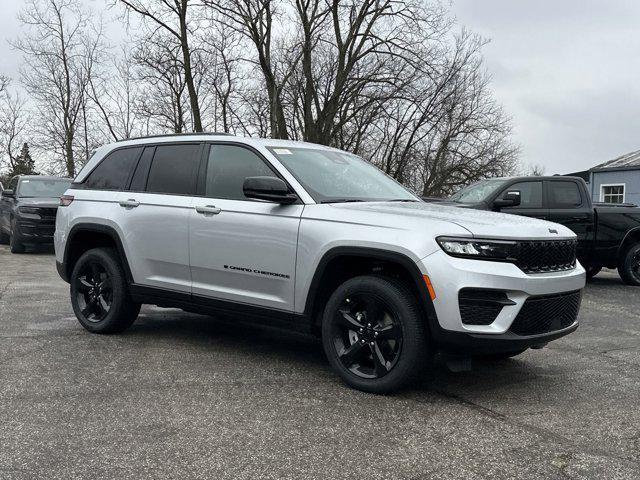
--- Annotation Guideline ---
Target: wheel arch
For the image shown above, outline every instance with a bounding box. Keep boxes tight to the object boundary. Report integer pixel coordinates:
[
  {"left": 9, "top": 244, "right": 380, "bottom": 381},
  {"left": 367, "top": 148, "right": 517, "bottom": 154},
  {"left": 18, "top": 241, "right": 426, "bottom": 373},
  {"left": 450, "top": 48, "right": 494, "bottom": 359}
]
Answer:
[
  {"left": 618, "top": 226, "right": 640, "bottom": 260},
  {"left": 303, "top": 246, "right": 438, "bottom": 336},
  {"left": 62, "top": 223, "right": 133, "bottom": 283}
]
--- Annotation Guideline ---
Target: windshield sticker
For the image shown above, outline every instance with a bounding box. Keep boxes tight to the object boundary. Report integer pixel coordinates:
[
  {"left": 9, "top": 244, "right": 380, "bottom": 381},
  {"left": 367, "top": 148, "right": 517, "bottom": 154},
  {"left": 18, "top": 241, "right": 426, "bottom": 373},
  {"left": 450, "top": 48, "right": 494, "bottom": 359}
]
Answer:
[{"left": 274, "top": 148, "right": 292, "bottom": 155}]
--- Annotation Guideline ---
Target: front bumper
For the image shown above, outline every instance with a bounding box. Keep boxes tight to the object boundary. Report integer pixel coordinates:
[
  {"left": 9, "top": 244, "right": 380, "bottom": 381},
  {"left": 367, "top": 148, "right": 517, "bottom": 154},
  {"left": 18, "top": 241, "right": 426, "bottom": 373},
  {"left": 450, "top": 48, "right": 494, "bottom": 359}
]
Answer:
[
  {"left": 16, "top": 219, "right": 56, "bottom": 244},
  {"left": 420, "top": 250, "right": 585, "bottom": 351}
]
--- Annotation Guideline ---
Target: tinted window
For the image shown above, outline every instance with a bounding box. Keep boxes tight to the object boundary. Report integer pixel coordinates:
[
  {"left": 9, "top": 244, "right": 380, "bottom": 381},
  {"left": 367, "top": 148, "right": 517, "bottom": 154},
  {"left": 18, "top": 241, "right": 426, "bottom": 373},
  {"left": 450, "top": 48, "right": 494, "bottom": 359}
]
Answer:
[
  {"left": 205, "top": 145, "right": 274, "bottom": 200},
  {"left": 8, "top": 177, "right": 18, "bottom": 191},
  {"left": 503, "top": 181, "right": 543, "bottom": 209},
  {"left": 146, "top": 144, "right": 200, "bottom": 195},
  {"left": 129, "top": 147, "right": 155, "bottom": 192},
  {"left": 84, "top": 147, "right": 142, "bottom": 190},
  {"left": 549, "top": 181, "right": 582, "bottom": 208}
]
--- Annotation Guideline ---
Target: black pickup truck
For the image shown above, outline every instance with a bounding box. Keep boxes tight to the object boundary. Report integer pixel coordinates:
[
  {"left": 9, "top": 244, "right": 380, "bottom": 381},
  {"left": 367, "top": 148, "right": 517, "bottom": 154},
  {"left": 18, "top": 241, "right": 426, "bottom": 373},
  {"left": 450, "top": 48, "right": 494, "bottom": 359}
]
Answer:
[{"left": 430, "top": 176, "right": 640, "bottom": 285}]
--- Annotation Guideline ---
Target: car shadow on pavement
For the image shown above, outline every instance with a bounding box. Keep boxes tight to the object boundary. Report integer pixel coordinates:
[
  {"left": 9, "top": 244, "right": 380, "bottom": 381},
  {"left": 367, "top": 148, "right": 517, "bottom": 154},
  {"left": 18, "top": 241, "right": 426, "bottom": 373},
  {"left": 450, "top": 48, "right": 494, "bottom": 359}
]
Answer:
[{"left": 119, "top": 307, "right": 554, "bottom": 396}]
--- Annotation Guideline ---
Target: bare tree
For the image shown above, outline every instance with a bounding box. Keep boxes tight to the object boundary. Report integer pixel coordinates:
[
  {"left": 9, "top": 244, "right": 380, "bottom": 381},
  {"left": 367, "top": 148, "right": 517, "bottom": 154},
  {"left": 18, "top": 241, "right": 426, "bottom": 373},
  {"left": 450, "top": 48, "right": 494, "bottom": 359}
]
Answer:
[
  {"left": 14, "top": 0, "right": 104, "bottom": 176},
  {"left": 0, "top": 89, "right": 31, "bottom": 176},
  {"left": 133, "top": 35, "right": 190, "bottom": 134},
  {"left": 116, "top": 0, "right": 204, "bottom": 132},
  {"left": 88, "top": 48, "right": 144, "bottom": 141}
]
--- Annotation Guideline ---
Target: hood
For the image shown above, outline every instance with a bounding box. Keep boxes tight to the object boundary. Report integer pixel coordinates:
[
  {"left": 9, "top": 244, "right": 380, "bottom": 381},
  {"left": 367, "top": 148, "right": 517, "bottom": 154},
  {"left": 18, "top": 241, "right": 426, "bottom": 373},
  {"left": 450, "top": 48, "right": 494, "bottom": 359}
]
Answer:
[
  {"left": 18, "top": 197, "right": 60, "bottom": 208},
  {"left": 327, "top": 201, "right": 576, "bottom": 240}
]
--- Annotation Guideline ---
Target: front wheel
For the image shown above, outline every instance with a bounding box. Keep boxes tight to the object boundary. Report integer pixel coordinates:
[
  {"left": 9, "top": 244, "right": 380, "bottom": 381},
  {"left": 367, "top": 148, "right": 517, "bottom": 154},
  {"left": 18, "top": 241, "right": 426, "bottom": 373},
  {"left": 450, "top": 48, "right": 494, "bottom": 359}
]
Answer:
[
  {"left": 618, "top": 243, "right": 640, "bottom": 286},
  {"left": 9, "top": 220, "right": 25, "bottom": 253},
  {"left": 321, "top": 275, "right": 428, "bottom": 394},
  {"left": 70, "top": 247, "right": 140, "bottom": 333},
  {"left": 585, "top": 265, "right": 602, "bottom": 281}
]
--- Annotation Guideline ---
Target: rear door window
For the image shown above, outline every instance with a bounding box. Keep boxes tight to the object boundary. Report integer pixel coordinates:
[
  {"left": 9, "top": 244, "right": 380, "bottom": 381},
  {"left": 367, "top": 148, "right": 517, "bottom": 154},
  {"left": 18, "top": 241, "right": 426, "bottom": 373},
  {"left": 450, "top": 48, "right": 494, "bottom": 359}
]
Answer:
[
  {"left": 549, "top": 181, "right": 582, "bottom": 208},
  {"left": 145, "top": 144, "right": 201, "bottom": 195},
  {"left": 83, "top": 147, "right": 143, "bottom": 190}
]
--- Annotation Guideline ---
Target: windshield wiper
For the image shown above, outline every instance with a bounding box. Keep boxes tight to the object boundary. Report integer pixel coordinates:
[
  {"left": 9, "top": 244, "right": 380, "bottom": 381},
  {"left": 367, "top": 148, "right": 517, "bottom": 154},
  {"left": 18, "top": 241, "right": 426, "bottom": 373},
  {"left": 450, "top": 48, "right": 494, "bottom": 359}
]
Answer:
[
  {"left": 386, "top": 199, "right": 419, "bottom": 202},
  {"left": 320, "top": 199, "right": 365, "bottom": 204}
]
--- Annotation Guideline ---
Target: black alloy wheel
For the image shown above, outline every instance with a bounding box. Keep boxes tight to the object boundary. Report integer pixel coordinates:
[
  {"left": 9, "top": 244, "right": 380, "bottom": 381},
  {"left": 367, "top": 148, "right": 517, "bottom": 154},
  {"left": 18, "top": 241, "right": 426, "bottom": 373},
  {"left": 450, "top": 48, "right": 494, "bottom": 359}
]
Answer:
[
  {"left": 330, "top": 293, "right": 403, "bottom": 379},
  {"left": 70, "top": 248, "right": 140, "bottom": 333},
  {"left": 322, "top": 275, "right": 428, "bottom": 394},
  {"left": 75, "top": 261, "right": 113, "bottom": 322}
]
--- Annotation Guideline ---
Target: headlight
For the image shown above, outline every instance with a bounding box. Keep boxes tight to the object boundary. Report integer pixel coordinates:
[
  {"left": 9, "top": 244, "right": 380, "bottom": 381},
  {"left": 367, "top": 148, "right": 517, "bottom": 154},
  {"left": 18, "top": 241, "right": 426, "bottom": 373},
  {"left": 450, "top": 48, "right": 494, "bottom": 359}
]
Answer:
[
  {"left": 18, "top": 206, "right": 41, "bottom": 219},
  {"left": 437, "top": 237, "right": 516, "bottom": 260}
]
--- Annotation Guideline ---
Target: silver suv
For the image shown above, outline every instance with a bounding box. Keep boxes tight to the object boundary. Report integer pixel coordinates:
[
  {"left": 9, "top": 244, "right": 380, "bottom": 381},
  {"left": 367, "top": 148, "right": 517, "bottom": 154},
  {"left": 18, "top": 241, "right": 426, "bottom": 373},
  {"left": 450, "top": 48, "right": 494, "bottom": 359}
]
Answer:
[{"left": 55, "top": 133, "right": 586, "bottom": 393}]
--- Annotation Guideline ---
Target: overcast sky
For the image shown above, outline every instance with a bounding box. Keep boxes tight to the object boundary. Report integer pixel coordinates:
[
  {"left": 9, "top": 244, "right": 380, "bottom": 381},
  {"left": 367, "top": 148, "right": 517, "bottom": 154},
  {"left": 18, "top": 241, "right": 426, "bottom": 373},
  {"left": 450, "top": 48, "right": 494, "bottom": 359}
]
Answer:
[{"left": 1, "top": 0, "right": 639, "bottom": 174}]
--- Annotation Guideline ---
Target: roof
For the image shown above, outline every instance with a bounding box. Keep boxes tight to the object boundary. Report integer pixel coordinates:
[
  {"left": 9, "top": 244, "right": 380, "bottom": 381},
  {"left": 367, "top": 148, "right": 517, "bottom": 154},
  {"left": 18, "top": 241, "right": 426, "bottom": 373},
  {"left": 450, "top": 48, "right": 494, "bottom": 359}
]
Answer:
[
  {"left": 18, "top": 175, "right": 72, "bottom": 180},
  {"left": 592, "top": 149, "right": 640, "bottom": 172}
]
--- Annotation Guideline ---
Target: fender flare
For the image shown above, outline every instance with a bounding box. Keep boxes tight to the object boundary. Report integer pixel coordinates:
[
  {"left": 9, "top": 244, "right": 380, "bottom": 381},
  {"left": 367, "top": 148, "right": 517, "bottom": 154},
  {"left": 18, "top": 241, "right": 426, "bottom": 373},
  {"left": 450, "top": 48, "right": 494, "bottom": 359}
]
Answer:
[
  {"left": 62, "top": 223, "right": 133, "bottom": 283},
  {"left": 618, "top": 226, "right": 640, "bottom": 258},
  {"left": 303, "top": 246, "right": 440, "bottom": 334}
]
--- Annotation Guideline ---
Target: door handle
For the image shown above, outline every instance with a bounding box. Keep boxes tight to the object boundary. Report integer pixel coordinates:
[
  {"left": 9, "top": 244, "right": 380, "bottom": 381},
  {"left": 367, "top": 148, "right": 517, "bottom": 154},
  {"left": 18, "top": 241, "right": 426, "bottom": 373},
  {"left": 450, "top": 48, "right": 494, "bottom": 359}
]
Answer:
[
  {"left": 195, "top": 205, "right": 221, "bottom": 215},
  {"left": 119, "top": 199, "right": 140, "bottom": 208}
]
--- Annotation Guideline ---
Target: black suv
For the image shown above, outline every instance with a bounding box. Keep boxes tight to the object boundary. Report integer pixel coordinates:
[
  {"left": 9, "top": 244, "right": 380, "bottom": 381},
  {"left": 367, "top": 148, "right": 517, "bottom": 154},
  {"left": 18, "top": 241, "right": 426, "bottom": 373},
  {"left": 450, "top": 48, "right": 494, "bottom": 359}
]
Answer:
[{"left": 0, "top": 175, "right": 71, "bottom": 253}]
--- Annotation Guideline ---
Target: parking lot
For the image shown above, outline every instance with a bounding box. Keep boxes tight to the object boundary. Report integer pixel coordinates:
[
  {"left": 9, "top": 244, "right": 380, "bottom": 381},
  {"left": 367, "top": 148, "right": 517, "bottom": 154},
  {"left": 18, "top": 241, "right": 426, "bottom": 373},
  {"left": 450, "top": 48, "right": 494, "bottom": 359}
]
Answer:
[{"left": 0, "top": 245, "right": 638, "bottom": 479}]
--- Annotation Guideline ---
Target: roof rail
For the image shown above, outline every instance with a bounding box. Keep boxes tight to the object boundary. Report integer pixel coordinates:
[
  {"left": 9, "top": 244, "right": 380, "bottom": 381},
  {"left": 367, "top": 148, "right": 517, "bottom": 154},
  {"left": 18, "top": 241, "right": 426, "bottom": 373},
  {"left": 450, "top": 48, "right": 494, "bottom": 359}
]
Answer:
[{"left": 115, "top": 132, "right": 235, "bottom": 143}]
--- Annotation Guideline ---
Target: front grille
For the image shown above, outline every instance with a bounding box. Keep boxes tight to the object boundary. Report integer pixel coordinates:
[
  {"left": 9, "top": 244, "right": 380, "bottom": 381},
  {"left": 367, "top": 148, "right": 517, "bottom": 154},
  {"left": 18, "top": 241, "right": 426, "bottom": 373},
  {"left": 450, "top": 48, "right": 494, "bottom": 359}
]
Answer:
[
  {"left": 459, "top": 288, "right": 514, "bottom": 326},
  {"left": 514, "top": 240, "right": 577, "bottom": 274},
  {"left": 510, "top": 290, "right": 581, "bottom": 336},
  {"left": 37, "top": 207, "right": 58, "bottom": 220}
]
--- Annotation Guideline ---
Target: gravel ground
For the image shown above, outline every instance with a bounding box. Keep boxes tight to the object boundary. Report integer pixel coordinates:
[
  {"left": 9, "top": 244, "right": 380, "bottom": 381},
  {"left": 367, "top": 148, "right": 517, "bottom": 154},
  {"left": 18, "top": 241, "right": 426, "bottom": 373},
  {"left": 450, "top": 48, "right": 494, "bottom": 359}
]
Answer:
[{"left": 0, "top": 245, "right": 639, "bottom": 479}]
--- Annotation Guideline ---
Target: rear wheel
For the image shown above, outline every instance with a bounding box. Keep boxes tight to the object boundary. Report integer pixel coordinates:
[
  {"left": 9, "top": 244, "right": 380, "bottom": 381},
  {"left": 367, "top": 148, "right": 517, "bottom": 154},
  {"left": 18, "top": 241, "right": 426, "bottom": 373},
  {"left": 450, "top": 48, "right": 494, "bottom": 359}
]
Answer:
[
  {"left": 0, "top": 228, "right": 8, "bottom": 245},
  {"left": 321, "top": 275, "right": 428, "bottom": 394},
  {"left": 70, "top": 248, "right": 140, "bottom": 333},
  {"left": 618, "top": 243, "right": 640, "bottom": 286}
]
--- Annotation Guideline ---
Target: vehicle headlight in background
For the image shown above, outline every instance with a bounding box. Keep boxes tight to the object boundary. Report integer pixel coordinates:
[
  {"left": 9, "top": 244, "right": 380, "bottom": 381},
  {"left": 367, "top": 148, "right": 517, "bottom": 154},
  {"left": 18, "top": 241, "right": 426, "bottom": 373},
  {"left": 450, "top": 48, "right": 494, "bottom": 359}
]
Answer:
[{"left": 437, "top": 237, "right": 516, "bottom": 260}]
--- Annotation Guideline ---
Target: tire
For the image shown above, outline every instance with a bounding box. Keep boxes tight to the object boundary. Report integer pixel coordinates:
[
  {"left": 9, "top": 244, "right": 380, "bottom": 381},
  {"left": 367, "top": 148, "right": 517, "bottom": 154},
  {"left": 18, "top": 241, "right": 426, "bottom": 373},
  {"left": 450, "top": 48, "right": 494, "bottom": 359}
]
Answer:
[
  {"left": 585, "top": 265, "right": 602, "bottom": 281},
  {"left": 477, "top": 348, "right": 528, "bottom": 361},
  {"left": 321, "top": 275, "right": 428, "bottom": 394},
  {"left": 618, "top": 243, "right": 640, "bottom": 286},
  {"left": 0, "top": 228, "right": 8, "bottom": 245},
  {"left": 9, "top": 220, "right": 25, "bottom": 253},
  {"left": 70, "top": 247, "right": 140, "bottom": 334}
]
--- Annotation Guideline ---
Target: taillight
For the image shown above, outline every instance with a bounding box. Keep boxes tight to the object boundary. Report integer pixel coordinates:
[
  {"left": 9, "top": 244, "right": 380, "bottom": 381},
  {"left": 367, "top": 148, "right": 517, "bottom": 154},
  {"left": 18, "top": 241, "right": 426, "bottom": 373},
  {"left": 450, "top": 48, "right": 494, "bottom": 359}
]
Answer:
[{"left": 60, "top": 195, "right": 74, "bottom": 206}]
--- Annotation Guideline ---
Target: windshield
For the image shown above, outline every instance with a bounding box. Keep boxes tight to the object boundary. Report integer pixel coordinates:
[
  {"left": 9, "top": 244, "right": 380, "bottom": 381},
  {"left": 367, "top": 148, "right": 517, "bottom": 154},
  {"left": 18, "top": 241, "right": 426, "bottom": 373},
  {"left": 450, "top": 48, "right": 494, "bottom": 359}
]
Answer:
[
  {"left": 18, "top": 178, "right": 71, "bottom": 198},
  {"left": 449, "top": 179, "right": 509, "bottom": 203},
  {"left": 267, "top": 147, "right": 417, "bottom": 203}
]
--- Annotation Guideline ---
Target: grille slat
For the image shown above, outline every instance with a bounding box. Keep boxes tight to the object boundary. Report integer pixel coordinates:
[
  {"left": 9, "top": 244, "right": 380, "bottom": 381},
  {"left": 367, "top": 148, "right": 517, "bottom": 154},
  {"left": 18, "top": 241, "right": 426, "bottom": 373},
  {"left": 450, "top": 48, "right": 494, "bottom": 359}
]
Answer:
[
  {"left": 510, "top": 290, "right": 582, "bottom": 336},
  {"left": 514, "top": 240, "right": 577, "bottom": 274}
]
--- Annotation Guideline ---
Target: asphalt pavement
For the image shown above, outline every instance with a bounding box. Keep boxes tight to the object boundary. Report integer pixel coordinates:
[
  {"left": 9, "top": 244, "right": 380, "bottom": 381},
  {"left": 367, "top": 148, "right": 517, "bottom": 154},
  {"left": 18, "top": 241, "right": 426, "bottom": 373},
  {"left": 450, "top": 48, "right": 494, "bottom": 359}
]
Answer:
[{"left": 0, "top": 245, "right": 639, "bottom": 479}]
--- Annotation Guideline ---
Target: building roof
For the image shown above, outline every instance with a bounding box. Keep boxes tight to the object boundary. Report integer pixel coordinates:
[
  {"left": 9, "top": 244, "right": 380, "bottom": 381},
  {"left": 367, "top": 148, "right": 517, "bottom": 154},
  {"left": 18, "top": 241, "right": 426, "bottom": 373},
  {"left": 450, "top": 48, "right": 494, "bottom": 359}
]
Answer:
[{"left": 592, "top": 149, "right": 640, "bottom": 172}]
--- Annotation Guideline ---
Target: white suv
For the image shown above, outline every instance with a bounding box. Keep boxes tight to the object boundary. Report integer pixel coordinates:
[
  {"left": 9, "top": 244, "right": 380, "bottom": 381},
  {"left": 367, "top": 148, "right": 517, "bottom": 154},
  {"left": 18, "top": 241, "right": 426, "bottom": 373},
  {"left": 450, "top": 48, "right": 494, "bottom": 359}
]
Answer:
[{"left": 55, "top": 133, "right": 585, "bottom": 393}]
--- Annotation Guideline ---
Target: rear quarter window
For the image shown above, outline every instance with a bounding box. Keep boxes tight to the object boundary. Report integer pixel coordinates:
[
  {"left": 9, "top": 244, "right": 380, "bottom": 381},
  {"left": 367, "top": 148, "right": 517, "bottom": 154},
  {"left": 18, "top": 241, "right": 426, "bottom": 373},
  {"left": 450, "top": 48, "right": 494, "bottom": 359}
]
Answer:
[{"left": 83, "top": 147, "right": 143, "bottom": 191}]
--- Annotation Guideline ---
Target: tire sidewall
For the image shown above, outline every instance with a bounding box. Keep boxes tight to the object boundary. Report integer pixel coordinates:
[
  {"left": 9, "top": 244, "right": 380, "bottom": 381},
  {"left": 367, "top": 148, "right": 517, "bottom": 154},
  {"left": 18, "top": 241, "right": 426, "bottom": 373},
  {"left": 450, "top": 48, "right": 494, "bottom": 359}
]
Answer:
[
  {"left": 9, "top": 219, "right": 25, "bottom": 253},
  {"left": 70, "top": 248, "right": 131, "bottom": 333},
  {"left": 620, "top": 244, "right": 640, "bottom": 286},
  {"left": 321, "top": 276, "right": 427, "bottom": 394}
]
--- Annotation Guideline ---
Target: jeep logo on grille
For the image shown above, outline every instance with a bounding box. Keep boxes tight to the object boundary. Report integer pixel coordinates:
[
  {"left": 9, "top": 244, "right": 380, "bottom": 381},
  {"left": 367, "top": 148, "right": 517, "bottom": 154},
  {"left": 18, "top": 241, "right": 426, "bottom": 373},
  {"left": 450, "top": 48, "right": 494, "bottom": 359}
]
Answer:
[{"left": 549, "top": 228, "right": 558, "bottom": 234}]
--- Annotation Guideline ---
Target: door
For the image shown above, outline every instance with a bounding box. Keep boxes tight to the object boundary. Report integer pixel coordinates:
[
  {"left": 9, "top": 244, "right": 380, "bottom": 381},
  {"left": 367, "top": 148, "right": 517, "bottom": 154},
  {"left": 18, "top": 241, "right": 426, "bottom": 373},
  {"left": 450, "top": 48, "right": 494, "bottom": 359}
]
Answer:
[
  {"left": 546, "top": 179, "right": 594, "bottom": 261},
  {"left": 498, "top": 180, "right": 548, "bottom": 219},
  {"left": 117, "top": 143, "right": 201, "bottom": 293},
  {"left": 189, "top": 144, "right": 303, "bottom": 311}
]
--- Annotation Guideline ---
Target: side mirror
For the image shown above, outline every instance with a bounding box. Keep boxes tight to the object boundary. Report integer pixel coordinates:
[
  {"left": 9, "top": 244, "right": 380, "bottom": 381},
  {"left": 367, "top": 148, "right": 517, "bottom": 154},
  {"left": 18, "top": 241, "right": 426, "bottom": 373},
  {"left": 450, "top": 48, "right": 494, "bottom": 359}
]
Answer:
[
  {"left": 1, "top": 189, "right": 14, "bottom": 199},
  {"left": 243, "top": 176, "right": 297, "bottom": 204},
  {"left": 494, "top": 190, "right": 521, "bottom": 209}
]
